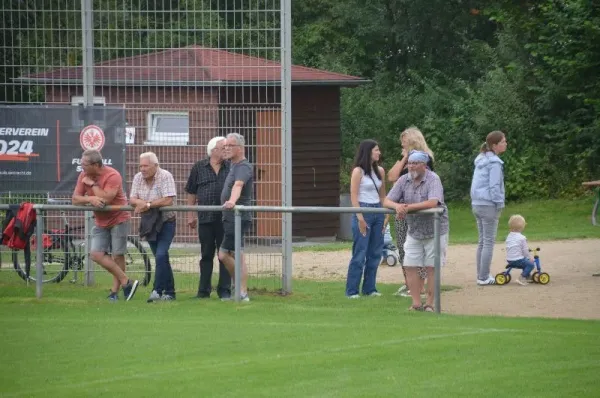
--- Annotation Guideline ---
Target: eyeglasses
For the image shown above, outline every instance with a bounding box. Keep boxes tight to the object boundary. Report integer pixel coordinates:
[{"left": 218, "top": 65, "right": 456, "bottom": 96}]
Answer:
[
  {"left": 224, "top": 144, "right": 240, "bottom": 148},
  {"left": 407, "top": 161, "right": 425, "bottom": 166}
]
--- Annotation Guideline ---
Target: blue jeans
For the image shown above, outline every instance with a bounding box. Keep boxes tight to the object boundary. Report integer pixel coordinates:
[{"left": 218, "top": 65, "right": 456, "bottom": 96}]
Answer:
[
  {"left": 507, "top": 258, "right": 535, "bottom": 278},
  {"left": 148, "top": 220, "right": 176, "bottom": 297},
  {"left": 345, "top": 203, "right": 384, "bottom": 296}
]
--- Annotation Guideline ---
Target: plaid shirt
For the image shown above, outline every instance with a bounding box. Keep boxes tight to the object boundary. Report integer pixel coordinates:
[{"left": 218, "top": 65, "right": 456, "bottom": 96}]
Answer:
[
  {"left": 386, "top": 170, "right": 449, "bottom": 240},
  {"left": 184, "top": 158, "right": 230, "bottom": 223},
  {"left": 130, "top": 168, "right": 177, "bottom": 221}
]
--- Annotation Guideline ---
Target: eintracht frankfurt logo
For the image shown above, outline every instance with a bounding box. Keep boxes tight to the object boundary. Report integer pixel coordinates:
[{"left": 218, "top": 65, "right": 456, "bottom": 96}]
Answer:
[{"left": 80, "top": 125, "right": 105, "bottom": 151}]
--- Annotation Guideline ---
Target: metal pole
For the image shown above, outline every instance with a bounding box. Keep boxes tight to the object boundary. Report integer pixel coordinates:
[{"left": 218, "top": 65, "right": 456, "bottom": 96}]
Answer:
[
  {"left": 434, "top": 212, "right": 441, "bottom": 313},
  {"left": 280, "top": 0, "right": 293, "bottom": 295},
  {"left": 35, "top": 210, "right": 44, "bottom": 299},
  {"left": 84, "top": 214, "right": 95, "bottom": 286},
  {"left": 81, "top": 0, "right": 95, "bottom": 285},
  {"left": 234, "top": 209, "right": 242, "bottom": 302},
  {"left": 81, "top": 0, "right": 94, "bottom": 106}
]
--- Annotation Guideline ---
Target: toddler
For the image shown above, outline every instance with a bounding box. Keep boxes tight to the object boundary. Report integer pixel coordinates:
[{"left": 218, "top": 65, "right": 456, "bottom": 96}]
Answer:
[{"left": 505, "top": 214, "right": 535, "bottom": 285}]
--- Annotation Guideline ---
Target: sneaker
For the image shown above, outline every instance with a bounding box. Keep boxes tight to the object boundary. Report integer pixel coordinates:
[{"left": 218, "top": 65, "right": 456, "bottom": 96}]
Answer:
[
  {"left": 516, "top": 276, "right": 529, "bottom": 286},
  {"left": 394, "top": 285, "right": 408, "bottom": 296},
  {"left": 240, "top": 293, "right": 250, "bottom": 302},
  {"left": 107, "top": 291, "right": 118, "bottom": 302},
  {"left": 161, "top": 294, "right": 175, "bottom": 301},
  {"left": 147, "top": 290, "right": 161, "bottom": 303},
  {"left": 477, "top": 276, "right": 496, "bottom": 286},
  {"left": 122, "top": 279, "right": 140, "bottom": 301},
  {"left": 367, "top": 291, "right": 382, "bottom": 297},
  {"left": 347, "top": 294, "right": 360, "bottom": 299},
  {"left": 220, "top": 296, "right": 232, "bottom": 302}
]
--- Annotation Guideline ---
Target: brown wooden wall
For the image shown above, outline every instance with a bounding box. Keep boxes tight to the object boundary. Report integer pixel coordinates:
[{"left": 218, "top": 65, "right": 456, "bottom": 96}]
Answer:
[
  {"left": 44, "top": 85, "right": 342, "bottom": 239},
  {"left": 291, "top": 86, "right": 341, "bottom": 238}
]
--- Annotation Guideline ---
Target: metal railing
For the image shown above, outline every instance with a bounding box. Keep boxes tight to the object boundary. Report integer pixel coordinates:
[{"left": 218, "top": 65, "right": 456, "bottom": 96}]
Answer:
[{"left": 0, "top": 204, "right": 445, "bottom": 312}]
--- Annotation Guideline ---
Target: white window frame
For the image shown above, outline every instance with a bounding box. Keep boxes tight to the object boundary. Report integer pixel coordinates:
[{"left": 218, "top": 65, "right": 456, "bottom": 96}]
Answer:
[
  {"left": 71, "top": 96, "right": 106, "bottom": 106},
  {"left": 145, "top": 111, "right": 189, "bottom": 146}
]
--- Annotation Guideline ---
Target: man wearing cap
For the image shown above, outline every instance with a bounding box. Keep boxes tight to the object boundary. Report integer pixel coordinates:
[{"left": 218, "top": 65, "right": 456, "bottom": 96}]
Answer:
[
  {"left": 185, "top": 137, "right": 232, "bottom": 300},
  {"left": 383, "top": 150, "right": 449, "bottom": 312}
]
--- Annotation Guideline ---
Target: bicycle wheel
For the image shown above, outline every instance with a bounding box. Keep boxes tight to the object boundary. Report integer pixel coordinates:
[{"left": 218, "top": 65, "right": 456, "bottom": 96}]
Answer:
[
  {"left": 592, "top": 197, "right": 599, "bottom": 226},
  {"left": 125, "top": 236, "right": 152, "bottom": 286},
  {"left": 12, "top": 232, "right": 73, "bottom": 283}
]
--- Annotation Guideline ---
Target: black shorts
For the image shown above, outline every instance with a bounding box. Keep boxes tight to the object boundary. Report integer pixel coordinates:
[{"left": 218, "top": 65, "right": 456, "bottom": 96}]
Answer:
[{"left": 220, "top": 219, "right": 252, "bottom": 252}]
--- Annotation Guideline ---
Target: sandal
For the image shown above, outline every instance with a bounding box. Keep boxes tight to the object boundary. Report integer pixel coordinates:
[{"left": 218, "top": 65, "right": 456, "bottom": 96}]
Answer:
[
  {"left": 423, "top": 305, "right": 435, "bottom": 312},
  {"left": 408, "top": 304, "right": 424, "bottom": 311}
]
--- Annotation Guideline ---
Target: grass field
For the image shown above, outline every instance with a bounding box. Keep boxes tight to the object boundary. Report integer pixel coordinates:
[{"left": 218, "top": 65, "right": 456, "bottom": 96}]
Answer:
[
  {"left": 297, "top": 197, "right": 600, "bottom": 252},
  {"left": 1, "top": 278, "right": 599, "bottom": 397}
]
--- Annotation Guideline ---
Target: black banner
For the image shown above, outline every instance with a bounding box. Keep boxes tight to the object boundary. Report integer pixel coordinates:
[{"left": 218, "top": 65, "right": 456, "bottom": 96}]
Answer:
[{"left": 0, "top": 105, "right": 126, "bottom": 193}]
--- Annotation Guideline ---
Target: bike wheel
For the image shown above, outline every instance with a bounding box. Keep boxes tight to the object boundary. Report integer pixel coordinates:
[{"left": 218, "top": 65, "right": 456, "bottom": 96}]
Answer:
[
  {"left": 12, "top": 233, "right": 72, "bottom": 283},
  {"left": 125, "top": 236, "right": 152, "bottom": 286}
]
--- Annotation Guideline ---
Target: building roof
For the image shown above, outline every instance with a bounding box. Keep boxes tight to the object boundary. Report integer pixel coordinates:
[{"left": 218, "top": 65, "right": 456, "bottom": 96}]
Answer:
[{"left": 15, "top": 45, "right": 369, "bottom": 87}]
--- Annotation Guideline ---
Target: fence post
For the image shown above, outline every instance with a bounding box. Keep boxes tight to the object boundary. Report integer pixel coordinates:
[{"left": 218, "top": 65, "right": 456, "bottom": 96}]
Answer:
[
  {"left": 35, "top": 209, "right": 44, "bottom": 299},
  {"left": 84, "top": 214, "right": 95, "bottom": 286},
  {"left": 234, "top": 208, "right": 242, "bottom": 302},
  {"left": 280, "top": 0, "right": 293, "bottom": 295},
  {"left": 434, "top": 211, "right": 441, "bottom": 313},
  {"left": 81, "top": 0, "right": 95, "bottom": 287}
]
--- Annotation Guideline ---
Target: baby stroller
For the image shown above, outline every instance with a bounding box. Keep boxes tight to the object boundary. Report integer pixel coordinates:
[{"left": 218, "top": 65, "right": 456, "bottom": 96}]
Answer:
[{"left": 381, "top": 223, "right": 399, "bottom": 266}]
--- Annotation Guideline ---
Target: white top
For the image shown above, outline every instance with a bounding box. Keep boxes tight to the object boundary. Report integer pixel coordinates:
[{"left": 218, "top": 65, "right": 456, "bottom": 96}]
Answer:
[
  {"left": 505, "top": 231, "right": 529, "bottom": 261},
  {"left": 358, "top": 169, "right": 382, "bottom": 204}
]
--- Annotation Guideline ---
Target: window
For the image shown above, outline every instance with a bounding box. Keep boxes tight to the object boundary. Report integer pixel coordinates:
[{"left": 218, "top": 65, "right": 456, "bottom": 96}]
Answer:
[{"left": 146, "top": 111, "right": 189, "bottom": 145}]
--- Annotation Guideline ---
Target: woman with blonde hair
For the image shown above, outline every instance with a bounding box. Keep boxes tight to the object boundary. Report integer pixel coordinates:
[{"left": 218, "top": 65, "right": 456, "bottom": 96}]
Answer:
[{"left": 388, "top": 127, "right": 435, "bottom": 297}]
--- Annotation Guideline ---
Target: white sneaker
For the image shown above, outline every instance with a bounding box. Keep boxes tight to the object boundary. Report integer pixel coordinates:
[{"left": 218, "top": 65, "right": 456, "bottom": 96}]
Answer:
[
  {"left": 477, "top": 276, "right": 496, "bottom": 286},
  {"left": 347, "top": 294, "right": 360, "bottom": 299},
  {"left": 516, "top": 276, "right": 529, "bottom": 286},
  {"left": 367, "top": 292, "right": 382, "bottom": 297}
]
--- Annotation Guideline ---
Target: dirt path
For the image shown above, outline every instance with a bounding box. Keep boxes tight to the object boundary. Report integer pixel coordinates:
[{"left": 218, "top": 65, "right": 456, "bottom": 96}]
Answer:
[
  {"left": 287, "top": 239, "right": 600, "bottom": 320},
  {"left": 173, "top": 239, "right": 600, "bottom": 320}
]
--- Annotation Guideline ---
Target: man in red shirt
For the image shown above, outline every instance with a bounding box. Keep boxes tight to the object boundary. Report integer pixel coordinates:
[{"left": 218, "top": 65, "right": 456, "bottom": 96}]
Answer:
[{"left": 72, "top": 149, "right": 139, "bottom": 301}]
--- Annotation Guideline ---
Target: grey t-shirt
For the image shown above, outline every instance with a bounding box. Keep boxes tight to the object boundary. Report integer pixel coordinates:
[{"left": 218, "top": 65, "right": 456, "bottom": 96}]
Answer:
[{"left": 221, "top": 159, "right": 254, "bottom": 221}]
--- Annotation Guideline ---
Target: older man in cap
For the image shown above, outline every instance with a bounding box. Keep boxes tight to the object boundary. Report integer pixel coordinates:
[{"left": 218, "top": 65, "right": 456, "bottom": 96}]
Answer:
[{"left": 383, "top": 150, "right": 449, "bottom": 312}]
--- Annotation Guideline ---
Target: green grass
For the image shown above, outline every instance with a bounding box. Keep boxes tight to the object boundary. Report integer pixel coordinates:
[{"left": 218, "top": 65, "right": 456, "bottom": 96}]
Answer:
[
  {"left": 297, "top": 197, "right": 600, "bottom": 251},
  {"left": 0, "top": 278, "right": 599, "bottom": 397}
]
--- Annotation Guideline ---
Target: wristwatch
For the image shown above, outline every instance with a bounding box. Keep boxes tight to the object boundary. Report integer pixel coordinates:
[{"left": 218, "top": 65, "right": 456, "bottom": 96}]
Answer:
[{"left": 146, "top": 202, "right": 151, "bottom": 209}]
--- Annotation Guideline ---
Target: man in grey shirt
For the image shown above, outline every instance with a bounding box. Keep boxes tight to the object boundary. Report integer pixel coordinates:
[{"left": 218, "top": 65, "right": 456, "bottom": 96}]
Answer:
[
  {"left": 218, "top": 132, "right": 254, "bottom": 302},
  {"left": 383, "top": 150, "right": 449, "bottom": 312}
]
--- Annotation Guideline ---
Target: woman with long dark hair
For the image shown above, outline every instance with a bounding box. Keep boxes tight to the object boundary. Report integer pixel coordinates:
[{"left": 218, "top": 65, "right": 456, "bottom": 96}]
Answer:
[{"left": 345, "top": 139, "right": 388, "bottom": 298}]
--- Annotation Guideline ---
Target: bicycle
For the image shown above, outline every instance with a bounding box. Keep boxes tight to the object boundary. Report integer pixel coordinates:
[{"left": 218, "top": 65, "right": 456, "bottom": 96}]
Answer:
[
  {"left": 494, "top": 247, "right": 550, "bottom": 286},
  {"left": 11, "top": 199, "right": 152, "bottom": 285}
]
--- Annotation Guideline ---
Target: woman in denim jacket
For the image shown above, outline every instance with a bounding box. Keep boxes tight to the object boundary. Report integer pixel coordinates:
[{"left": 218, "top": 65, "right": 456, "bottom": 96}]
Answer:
[
  {"left": 345, "top": 139, "right": 388, "bottom": 298},
  {"left": 470, "top": 131, "right": 507, "bottom": 285}
]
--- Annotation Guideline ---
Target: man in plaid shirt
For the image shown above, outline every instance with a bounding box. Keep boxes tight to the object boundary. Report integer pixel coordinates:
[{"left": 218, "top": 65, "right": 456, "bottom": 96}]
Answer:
[
  {"left": 185, "top": 137, "right": 232, "bottom": 300},
  {"left": 383, "top": 150, "right": 449, "bottom": 312},
  {"left": 130, "top": 152, "right": 177, "bottom": 302}
]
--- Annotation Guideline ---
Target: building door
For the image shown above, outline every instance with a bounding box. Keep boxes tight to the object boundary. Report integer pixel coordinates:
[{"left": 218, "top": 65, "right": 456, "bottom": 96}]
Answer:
[{"left": 255, "top": 110, "right": 282, "bottom": 237}]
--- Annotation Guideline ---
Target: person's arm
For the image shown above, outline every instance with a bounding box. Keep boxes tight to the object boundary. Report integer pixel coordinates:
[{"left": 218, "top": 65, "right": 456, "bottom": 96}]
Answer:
[
  {"left": 383, "top": 178, "right": 407, "bottom": 218},
  {"left": 91, "top": 173, "right": 121, "bottom": 203},
  {"left": 224, "top": 164, "right": 252, "bottom": 206},
  {"left": 184, "top": 164, "right": 199, "bottom": 223},
  {"left": 129, "top": 174, "right": 145, "bottom": 208},
  {"left": 405, "top": 175, "right": 443, "bottom": 213},
  {"left": 150, "top": 172, "right": 177, "bottom": 208},
  {"left": 520, "top": 237, "right": 530, "bottom": 260},
  {"left": 350, "top": 167, "right": 363, "bottom": 217},
  {"left": 489, "top": 162, "right": 504, "bottom": 205},
  {"left": 378, "top": 166, "right": 390, "bottom": 228},
  {"left": 387, "top": 152, "right": 408, "bottom": 183},
  {"left": 72, "top": 173, "right": 92, "bottom": 205}
]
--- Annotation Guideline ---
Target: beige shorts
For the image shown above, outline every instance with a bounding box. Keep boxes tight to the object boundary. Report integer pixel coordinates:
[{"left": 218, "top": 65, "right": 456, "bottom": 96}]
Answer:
[{"left": 403, "top": 233, "right": 448, "bottom": 268}]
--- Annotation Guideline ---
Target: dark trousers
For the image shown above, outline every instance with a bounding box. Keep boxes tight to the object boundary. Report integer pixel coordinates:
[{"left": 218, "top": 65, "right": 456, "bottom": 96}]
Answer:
[
  {"left": 148, "top": 220, "right": 176, "bottom": 297},
  {"left": 197, "top": 219, "right": 231, "bottom": 298}
]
